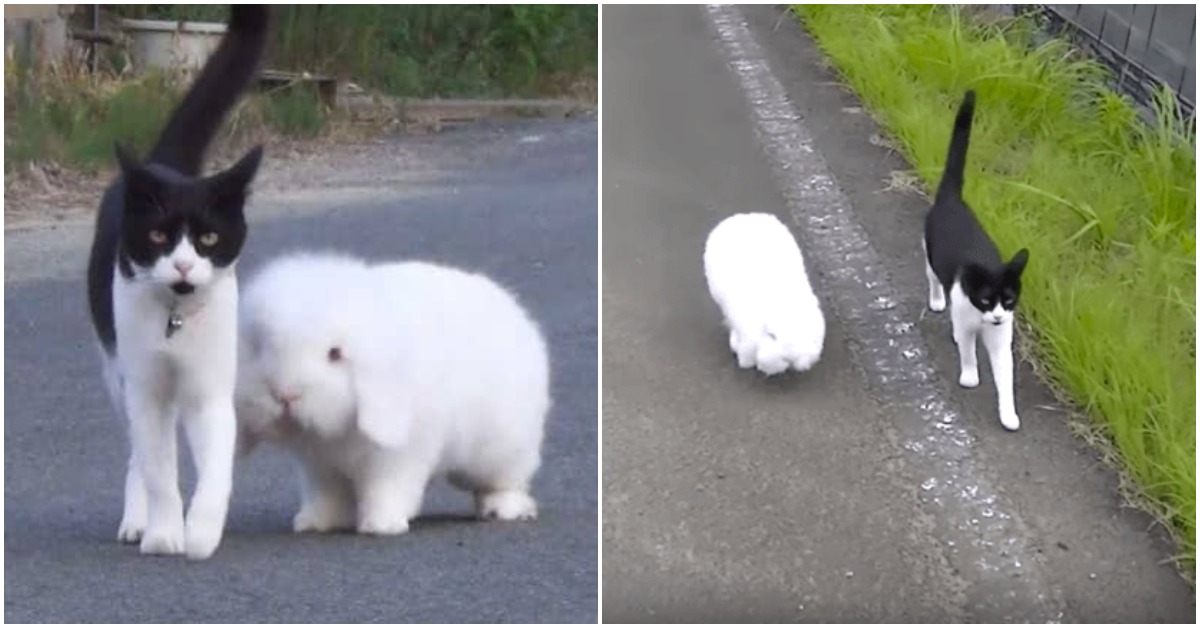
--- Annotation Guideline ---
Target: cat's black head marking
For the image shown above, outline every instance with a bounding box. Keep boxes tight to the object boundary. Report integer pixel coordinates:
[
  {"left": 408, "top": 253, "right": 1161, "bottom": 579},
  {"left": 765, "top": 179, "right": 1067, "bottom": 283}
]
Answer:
[
  {"left": 114, "top": 143, "right": 263, "bottom": 274},
  {"left": 961, "top": 249, "right": 1029, "bottom": 314}
]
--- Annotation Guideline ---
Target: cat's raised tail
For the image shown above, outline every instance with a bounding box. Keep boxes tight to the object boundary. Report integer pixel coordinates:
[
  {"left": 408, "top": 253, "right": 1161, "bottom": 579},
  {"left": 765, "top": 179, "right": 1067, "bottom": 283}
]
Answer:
[
  {"left": 146, "top": 5, "right": 272, "bottom": 176},
  {"left": 935, "top": 90, "right": 976, "bottom": 204}
]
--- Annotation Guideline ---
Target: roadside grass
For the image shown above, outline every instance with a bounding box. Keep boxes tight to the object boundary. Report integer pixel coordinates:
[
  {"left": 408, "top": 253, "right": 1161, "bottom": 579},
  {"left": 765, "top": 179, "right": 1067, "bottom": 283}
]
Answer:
[
  {"left": 4, "top": 50, "right": 331, "bottom": 174},
  {"left": 793, "top": 4, "right": 1195, "bottom": 572},
  {"left": 6, "top": 6, "right": 597, "bottom": 174},
  {"left": 109, "top": 4, "right": 598, "bottom": 99}
]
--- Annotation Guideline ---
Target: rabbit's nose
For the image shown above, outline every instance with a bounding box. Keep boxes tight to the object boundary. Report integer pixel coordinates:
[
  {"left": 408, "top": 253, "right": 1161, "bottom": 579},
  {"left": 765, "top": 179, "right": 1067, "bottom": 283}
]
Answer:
[{"left": 269, "top": 384, "right": 301, "bottom": 405}]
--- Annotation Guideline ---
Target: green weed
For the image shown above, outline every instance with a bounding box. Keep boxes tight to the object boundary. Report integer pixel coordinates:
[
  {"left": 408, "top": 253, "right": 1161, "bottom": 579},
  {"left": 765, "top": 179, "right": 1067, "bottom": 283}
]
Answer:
[
  {"left": 794, "top": 4, "right": 1195, "bottom": 572},
  {"left": 262, "top": 83, "right": 326, "bottom": 138},
  {"left": 108, "top": 5, "right": 599, "bottom": 99}
]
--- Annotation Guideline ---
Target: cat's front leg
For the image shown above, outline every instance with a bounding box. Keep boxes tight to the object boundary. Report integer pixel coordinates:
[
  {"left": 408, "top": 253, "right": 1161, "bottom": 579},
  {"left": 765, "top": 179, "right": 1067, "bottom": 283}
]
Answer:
[
  {"left": 982, "top": 321, "right": 1020, "bottom": 431},
  {"left": 125, "top": 386, "right": 185, "bottom": 555},
  {"left": 105, "top": 369, "right": 146, "bottom": 543},
  {"left": 117, "top": 452, "right": 148, "bottom": 543},
  {"left": 356, "top": 455, "right": 434, "bottom": 536},
  {"left": 949, "top": 298, "right": 980, "bottom": 388},
  {"left": 293, "top": 461, "right": 356, "bottom": 533},
  {"left": 953, "top": 325, "right": 980, "bottom": 388},
  {"left": 179, "top": 397, "right": 236, "bottom": 560}
]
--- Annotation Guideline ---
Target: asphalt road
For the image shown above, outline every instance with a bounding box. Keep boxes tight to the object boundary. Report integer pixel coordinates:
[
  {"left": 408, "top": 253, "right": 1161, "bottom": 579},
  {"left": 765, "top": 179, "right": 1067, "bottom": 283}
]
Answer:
[
  {"left": 602, "top": 5, "right": 1192, "bottom": 622},
  {"left": 5, "top": 119, "right": 597, "bottom": 623}
]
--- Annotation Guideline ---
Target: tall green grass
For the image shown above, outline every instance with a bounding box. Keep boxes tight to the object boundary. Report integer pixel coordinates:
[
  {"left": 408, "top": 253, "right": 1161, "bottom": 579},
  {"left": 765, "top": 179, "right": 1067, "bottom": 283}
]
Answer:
[
  {"left": 110, "top": 5, "right": 598, "bottom": 98},
  {"left": 3, "top": 56, "right": 324, "bottom": 173},
  {"left": 4, "top": 58, "right": 176, "bottom": 171},
  {"left": 794, "top": 5, "right": 1195, "bottom": 570},
  {"left": 5, "top": 6, "right": 597, "bottom": 172}
]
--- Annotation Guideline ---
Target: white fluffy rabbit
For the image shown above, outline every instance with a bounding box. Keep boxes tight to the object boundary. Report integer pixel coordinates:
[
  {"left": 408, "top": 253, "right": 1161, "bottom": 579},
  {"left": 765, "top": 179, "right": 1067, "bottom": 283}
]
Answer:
[
  {"left": 703, "top": 213, "right": 825, "bottom": 375},
  {"left": 235, "top": 252, "right": 550, "bottom": 535}
]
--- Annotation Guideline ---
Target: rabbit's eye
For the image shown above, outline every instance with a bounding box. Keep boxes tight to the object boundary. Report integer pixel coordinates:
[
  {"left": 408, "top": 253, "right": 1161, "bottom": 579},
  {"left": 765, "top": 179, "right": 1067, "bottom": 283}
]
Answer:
[
  {"left": 766, "top": 331, "right": 777, "bottom": 341},
  {"left": 328, "top": 347, "right": 343, "bottom": 362}
]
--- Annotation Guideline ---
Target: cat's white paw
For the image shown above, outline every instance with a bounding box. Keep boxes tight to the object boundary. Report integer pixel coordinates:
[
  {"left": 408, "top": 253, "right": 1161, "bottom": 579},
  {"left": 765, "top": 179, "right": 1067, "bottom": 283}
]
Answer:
[
  {"left": 117, "top": 518, "right": 145, "bottom": 544},
  {"left": 185, "top": 518, "right": 223, "bottom": 560},
  {"left": 139, "top": 524, "right": 185, "bottom": 556},
  {"left": 929, "top": 296, "right": 946, "bottom": 312},
  {"left": 357, "top": 511, "right": 410, "bottom": 536},
  {"left": 293, "top": 502, "right": 356, "bottom": 533},
  {"left": 477, "top": 490, "right": 538, "bottom": 521},
  {"left": 958, "top": 369, "right": 980, "bottom": 388},
  {"left": 999, "top": 412, "right": 1020, "bottom": 431}
]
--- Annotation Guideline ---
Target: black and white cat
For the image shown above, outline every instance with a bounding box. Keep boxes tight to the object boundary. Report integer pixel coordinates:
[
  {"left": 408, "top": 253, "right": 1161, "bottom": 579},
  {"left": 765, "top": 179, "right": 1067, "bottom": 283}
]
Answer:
[
  {"left": 923, "top": 90, "right": 1029, "bottom": 432},
  {"left": 86, "top": 5, "right": 271, "bottom": 559}
]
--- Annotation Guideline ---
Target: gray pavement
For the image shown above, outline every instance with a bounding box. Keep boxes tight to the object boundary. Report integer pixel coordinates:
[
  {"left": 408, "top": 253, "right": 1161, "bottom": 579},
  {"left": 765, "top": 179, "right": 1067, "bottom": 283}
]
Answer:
[
  {"left": 5, "top": 119, "right": 597, "bottom": 623},
  {"left": 601, "top": 5, "right": 1193, "bottom": 622}
]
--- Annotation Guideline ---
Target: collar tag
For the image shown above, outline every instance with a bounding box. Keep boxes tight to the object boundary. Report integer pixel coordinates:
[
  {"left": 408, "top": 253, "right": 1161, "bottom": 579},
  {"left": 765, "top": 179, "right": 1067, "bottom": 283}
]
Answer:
[{"left": 166, "top": 311, "right": 184, "bottom": 338}]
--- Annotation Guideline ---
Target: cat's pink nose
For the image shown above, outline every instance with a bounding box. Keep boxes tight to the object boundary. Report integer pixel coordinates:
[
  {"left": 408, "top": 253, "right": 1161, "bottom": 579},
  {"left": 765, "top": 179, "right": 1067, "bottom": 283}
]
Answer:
[{"left": 174, "top": 260, "right": 194, "bottom": 276}]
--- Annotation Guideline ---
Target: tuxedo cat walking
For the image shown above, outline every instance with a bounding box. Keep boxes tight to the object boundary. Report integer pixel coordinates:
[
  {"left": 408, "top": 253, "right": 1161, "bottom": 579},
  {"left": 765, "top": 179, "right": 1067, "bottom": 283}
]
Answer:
[
  {"left": 924, "top": 90, "right": 1029, "bottom": 431},
  {"left": 86, "top": 5, "right": 270, "bottom": 559}
]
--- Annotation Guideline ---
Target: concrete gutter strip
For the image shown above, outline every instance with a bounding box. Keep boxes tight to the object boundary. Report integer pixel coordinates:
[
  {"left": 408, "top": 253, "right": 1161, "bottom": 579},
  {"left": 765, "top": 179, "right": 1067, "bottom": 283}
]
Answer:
[{"left": 705, "top": 4, "right": 1064, "bottom": 621}]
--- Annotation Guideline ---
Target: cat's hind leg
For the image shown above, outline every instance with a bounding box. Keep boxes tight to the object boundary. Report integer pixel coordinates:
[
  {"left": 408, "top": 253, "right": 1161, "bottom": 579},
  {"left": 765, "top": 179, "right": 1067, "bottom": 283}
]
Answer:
[
  {"left": 981, "top": 320, "right": 1020, "bottom": 431},
  {"left": 179, "top": 397, "right": 236, "bottom": 559},
  {"left": 923, "top": 240, "right": 946, "bottom": 312}
]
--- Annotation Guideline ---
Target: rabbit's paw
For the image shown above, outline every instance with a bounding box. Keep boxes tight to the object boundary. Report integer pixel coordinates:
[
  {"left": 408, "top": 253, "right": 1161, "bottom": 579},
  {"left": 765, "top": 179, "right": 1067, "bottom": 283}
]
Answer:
[{"left": 477, "top": 490, "right": 538, "bottom": 521}]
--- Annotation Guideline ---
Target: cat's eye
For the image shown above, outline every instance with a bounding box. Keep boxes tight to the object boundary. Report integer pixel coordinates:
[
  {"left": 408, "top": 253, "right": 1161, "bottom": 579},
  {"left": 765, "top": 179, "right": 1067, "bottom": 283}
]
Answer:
[
  {"left": 328, "top": 347, "right": 343, "bottom": 362},
  {"left": 198, "top": 232, "right": 219, "bottom": 246},
  {"left": 148, "top": 230, "right": 167, "bottom": 244}
]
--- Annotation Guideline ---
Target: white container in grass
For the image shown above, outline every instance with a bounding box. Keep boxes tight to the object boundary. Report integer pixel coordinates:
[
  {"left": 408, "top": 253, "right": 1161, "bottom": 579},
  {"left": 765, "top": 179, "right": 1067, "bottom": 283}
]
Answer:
[{"left": 119, "top": 19, "right": 226, "bottom": 72}]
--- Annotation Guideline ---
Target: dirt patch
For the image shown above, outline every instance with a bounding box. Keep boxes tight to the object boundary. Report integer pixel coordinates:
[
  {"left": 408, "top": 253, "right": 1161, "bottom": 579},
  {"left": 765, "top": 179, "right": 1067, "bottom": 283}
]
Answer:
[{"left": 3, "top": 163, "right": 108, "bottom": 230}]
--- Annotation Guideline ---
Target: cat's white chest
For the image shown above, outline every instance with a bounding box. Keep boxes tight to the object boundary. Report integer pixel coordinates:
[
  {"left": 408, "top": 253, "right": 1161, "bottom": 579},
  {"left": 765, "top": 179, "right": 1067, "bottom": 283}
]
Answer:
[{"left": 110, "top": 270, "right": 239, "bottom": 388}]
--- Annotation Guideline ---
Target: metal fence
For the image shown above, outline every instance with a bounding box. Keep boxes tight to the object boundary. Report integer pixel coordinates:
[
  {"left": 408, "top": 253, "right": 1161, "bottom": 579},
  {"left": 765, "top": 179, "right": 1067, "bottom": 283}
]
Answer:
[{"left": 1019, "top": 4, "right": 1195, "bottom": 120}]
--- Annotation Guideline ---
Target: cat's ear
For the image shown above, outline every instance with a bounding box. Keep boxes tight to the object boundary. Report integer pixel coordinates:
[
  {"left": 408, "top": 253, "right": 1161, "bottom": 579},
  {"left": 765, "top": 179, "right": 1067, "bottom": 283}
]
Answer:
[
  {"left": 1006, "top": 249, "right": 1029, "bottom": 278},
  {"left": 114, "top": 143, "right": 162, "bottom": 208},
  {"left": 208, "top": 145, "right": 264, "bottom": 206}
]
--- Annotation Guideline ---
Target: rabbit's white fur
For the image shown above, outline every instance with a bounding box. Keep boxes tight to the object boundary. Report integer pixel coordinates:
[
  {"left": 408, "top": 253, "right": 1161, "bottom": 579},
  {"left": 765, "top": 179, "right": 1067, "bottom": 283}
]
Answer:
[
  {"left": 703, "top": 213, "right": 825, "bottom": 375},
  {"left": 235, "top": 252, "right": 550, "bottom": 534}
]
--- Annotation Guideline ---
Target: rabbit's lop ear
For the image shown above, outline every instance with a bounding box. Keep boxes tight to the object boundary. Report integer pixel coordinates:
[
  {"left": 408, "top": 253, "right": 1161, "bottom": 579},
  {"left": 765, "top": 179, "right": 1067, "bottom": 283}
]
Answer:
[{"left": 353, "top": 360, "right": 413, "bottom": 449}]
